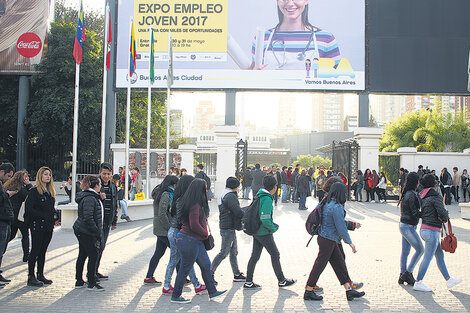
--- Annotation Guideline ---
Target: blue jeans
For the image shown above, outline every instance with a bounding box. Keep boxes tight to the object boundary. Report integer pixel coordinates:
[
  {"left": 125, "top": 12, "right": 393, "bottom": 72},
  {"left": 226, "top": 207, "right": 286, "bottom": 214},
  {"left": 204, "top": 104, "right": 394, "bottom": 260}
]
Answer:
[
  {"left": 281, "top": 184, "right": 288, "bottom": 201},
  {"left": 173, "top": 232, "right": 216, "bottom": 298},
  {"left": 399, "top": 223, "right": 424, "bottom": 274},
  {"left": 292, "top": 187, "right": 297, "bottom": 201},
  {"left": 355, "top": 184, "right": 363, "bottom": 201},
  {"left": 0, "top": 221, "right": 11, "bottom": 269},
  {"left": 244, "top": 186, "right": 251, "bottom": 199},
  {"left": 164, "top": 227, "right": 200, "bottom": 289},
  {"left": 130, "top": 187, "right": 137, "bottom": 201},
  {"left": 299, "top": 192, "right": 307, "bottom": 209},
  {"left": 119, "top": 200, "right": 128, "bottom": 216},
  {"left": 416, "top": 228, "right": 450, "bottom": 281}
]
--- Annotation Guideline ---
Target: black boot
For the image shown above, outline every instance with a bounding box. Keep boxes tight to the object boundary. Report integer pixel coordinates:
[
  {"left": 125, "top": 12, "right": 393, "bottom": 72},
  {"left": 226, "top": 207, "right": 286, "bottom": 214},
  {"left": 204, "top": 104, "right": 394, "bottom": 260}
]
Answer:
[
  {"left": 37, "top": 273, "right": 53, "bottom": 285},
  {"left": 346, "top": 289, "right": 365, "bottom": 301},
  {"left": 402, "top": 271, "right": 415, "bottom": 286},
  {"left": 304, "top": 290, "right": 323, "bottom": 301},
  {"left": 23, "top": 253, "right": 29, "bottom": 263},
  {"left": 398, "top": 273, "right": 405, "bottom": 284},
  {"left": 27, "top": 275, "right": 44, "bottom": 287}
]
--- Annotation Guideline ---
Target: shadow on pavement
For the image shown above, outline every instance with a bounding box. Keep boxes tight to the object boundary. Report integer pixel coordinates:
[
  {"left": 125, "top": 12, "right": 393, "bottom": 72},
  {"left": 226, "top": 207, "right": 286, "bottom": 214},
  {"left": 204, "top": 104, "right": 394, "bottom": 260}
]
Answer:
[
  {"left": 401, "top": 285, "right": 451, "bottom": 313},
  {"left": 450, "top": 290, "right": 470, "bottom": 312},
  {"left": 273, "top": 288, "right": 298, "bottom": 311}
]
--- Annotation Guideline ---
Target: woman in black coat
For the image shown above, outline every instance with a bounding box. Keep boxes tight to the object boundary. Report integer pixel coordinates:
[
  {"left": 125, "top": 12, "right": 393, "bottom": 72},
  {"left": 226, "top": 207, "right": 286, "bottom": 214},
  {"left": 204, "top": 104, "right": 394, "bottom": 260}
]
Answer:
[
  {"left": 24, "top": 167, "right": 57, "bottom": 287},
  {"left": 4, "top": 170, "right": 32, "bottom": 262},
  {"left": 73, "top": 175, "right": 104, "bottom": 291},
  {"left": 297, "top": 169, "right": 311, "bottom": 210}
]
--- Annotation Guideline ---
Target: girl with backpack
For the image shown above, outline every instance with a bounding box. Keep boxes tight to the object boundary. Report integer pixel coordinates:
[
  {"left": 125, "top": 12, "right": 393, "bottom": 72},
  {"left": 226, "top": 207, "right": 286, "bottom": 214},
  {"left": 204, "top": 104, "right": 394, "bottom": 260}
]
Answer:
[
  {"left": 304, "top": 182, "right": 365, "bottom": 302},
  {"left": 398, "top": 172, "right": 423, "bottom": 287}
]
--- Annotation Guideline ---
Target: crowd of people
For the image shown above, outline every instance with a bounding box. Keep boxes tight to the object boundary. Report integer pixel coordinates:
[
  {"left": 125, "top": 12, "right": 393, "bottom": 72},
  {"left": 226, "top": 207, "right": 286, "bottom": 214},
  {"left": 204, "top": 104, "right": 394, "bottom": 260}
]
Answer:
[{"left": 0, "top": 159, "right": 463, "bottom": 304}]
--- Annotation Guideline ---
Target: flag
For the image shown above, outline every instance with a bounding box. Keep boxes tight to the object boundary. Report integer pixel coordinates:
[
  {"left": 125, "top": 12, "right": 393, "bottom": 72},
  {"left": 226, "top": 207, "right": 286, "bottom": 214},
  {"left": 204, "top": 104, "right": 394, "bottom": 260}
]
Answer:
[
  {"left": 167, "top": 32, "right": 173, "bottom": 88},
  {"left": 73, "top": 1, "right": 86, "bottom": 64},
  {"left": 150, "top": 28, "right": 155, "bottom": 84},
  {"left": 106, "top": 9, "right": 112, "bottom": 69},
  {"left": 130, "top": 20, "right": 136, "bottom": 77}
]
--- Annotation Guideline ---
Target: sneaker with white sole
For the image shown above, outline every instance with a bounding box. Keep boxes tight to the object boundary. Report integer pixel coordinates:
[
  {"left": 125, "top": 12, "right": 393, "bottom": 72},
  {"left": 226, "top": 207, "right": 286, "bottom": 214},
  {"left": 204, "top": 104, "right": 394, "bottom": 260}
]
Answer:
[
  {"left": 87, "top": 283, "right": 105, "bottom": 292},
  {"left": 278, "top": 278, "right": 297, "bottom": 288},
  {"left": 195, "top": 284, "right": 207, "bottom": 295},
  {"left": 244, "top": 282, "right": 262, "bottom": 289},
  {"left": 171, "top": 296, "right": 191, "bottom": 304},
  {"left": 413, "top": 280, "right": 432, "bottom": 292},
  {"left": 209, "top": 290, "right": 227, "bottom": 301},
  {"left": 446, "top": 277, "right": 462, "bottom": 289}
]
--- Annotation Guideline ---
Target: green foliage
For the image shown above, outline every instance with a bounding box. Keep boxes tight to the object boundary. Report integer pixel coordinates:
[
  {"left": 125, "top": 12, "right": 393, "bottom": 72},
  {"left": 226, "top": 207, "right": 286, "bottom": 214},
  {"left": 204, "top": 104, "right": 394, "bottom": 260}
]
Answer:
[
  {"left": 0, "top": 76, "right": 20, "bottom": 160},
  {"left": 291, "top": 154, "right": 332, "bottom": 169},
  {"left": 379, "top": 155, "right": 400, "bottom": 187},
  {"left": 54, "top": 0, "right": 104, "bottom": 37},
  {"left": 380, "top": 105, "right": 470, "bottom": 152}
]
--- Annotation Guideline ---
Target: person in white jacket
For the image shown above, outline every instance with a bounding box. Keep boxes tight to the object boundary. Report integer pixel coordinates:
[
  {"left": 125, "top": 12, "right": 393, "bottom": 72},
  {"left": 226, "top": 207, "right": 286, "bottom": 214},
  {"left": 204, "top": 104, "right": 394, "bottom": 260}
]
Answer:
[{"left": 377, "top": 172, "right": 387, "bottom": 203}]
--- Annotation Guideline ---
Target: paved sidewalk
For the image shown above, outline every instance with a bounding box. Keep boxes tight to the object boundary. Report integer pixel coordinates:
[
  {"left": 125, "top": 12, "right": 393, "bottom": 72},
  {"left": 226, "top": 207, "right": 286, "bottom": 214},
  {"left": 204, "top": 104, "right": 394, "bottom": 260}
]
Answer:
[{"left": 1, "top": 198, "right": 469, "bottom": 312}]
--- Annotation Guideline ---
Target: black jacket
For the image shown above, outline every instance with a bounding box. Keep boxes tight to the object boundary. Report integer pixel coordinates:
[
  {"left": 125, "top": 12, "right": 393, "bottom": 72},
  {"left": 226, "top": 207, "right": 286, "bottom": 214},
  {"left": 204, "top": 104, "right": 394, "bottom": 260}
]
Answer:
[
  {"left": 100, "top": 179, "right": 118, "bottom": 226},
  {"left": 74, "top": 190, "right": 103, "bottom": 238},
  {"left": 400, "top": 190, "right": 421, "bottom": 226},
  {"left": 242, "top": 171, "right": 253, "bottom": 187},
  {"left": 421, "top": 188, "right": 449, "bottom": 228},
  {"left": 218, "top": 191, "right": 244, "bottom": 230},
  {"left": 24, "top": 187, "right": 56, "bottom": 231},
  {"left": 0, "top": 183, "right": 13, "bottom": 222},
  {"left": 9, "top": 183, "right": 33, "bottom": 220},
  {"left": 296, "top": 175, "right": 311, "bottom": 194},
  {"left": 251, "top": 169, "right": 266, "bottom": 191},
  {"left": 291, "top": 171, "right": 300, "bottom": 187},
  {"left": 195, "top": 171, "right": 211, "bottom": 189},
  {"left": 280, "top": 171, "right": 288, "bottom": 184}
]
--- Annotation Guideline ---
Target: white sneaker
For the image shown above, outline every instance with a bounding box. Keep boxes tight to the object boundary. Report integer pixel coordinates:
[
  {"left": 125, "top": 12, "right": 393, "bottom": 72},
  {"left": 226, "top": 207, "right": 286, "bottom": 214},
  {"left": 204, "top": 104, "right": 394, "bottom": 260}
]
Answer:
[
  {"left": 380, "top": 200, "right": 385, "bottom": 203},
  {"left": 413, "top": 280, "right": 432, "bottom": 292},
  {"left": 446, "top": 277, "right": 462, "bottom": 289}
]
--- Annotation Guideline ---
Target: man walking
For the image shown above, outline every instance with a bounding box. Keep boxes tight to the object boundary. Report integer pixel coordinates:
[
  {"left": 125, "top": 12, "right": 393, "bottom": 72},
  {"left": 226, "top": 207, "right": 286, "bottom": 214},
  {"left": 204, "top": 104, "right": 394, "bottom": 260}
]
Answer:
[
  {"left": 242, "top": 168, "right": 253, "bottom": 200},
  {"left": 96, "top": 162, "right": 118, "bottom": 281},
  {"left": 0, "top": 163, "right": 15, "bottom": 287},
  {"left": 195, "top": 164, "right": 213, "bottom": 200},
  {"left": 280, "top": 166, "right": 288, "bottom": 203},
  {"left": 250, "top": 164, "right": 265, "bottom": 198},
  {"left": 452, "top": 167, "right": 461, "bottom": 203}
]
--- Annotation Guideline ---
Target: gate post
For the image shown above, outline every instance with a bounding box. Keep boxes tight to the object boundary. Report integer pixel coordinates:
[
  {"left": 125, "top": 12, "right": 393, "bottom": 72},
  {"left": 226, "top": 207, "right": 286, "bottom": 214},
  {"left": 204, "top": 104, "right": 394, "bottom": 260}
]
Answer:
[
  {"left": 354, "top": 127, "right": 384, "bottom": 172},
  {"left": 179, "top": 144, "right": 197, "bottom": 176},
  {"left": 214, "top": 125, "right": 239, "bottom": 197}
]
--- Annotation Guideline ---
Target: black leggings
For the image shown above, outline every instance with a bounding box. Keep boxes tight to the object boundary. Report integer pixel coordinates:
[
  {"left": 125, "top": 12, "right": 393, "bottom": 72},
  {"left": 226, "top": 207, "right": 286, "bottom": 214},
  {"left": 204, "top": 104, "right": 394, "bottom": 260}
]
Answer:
[
  {"left": 8, "top": 220, "right": 29, "bottom": 257},
  {"left": 146, "top": 236, "right": 170, "bottom": 278},
  {"left": 75, "top": 231, "right": 99, "bottom": 284},
  {"left": 28, "top": 229, "right": 53, "bottom": 276}
]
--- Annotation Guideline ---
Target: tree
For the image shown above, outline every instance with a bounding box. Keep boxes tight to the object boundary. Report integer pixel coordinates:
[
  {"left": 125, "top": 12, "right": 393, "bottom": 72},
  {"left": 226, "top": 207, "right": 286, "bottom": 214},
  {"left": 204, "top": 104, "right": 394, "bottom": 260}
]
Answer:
[
  {"left": 291, "top": 154, "right": 332, "bottom": 169},
  {"left": 54, "top": 0, "right": 104, "bottom": 37},
  {"left": 0, "top": 76, "right": 19, "bottom": 162}
]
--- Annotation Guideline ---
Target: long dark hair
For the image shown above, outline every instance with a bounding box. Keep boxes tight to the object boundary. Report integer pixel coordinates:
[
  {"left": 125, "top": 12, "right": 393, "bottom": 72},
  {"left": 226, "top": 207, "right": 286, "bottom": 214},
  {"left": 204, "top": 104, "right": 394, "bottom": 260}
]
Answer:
[
  {"left": 326, "top": 182, "right": 347, "bottom": 205},
  {"left": 365, "top": 168, "right": 371, "bottom": 176},
  {"left": 170, "top": 174, "right": 194, "bottom": 217},
  {"left": 402, "top": 172, "right": 419, "bottom": 195},
  {"left": 152, "top": 175, "right": 179, "bottom": 206},
  {"left": 180, "top": 178, "right": 208, "bottom": 223},
  {"left": 379, "top": 172, "right": 387, "bottom": 183},
  {"left": 277, "top": 3, "right": 311, "bottom": 30}
]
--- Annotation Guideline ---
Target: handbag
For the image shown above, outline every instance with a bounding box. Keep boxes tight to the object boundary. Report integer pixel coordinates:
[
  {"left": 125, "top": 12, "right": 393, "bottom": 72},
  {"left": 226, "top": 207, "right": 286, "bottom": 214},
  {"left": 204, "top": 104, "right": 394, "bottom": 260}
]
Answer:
[
  {"left": 441, "top": 220, "right": 457, "bottom": 253},
  {"left": 135, "top": 192, "right": 145, "bottom": 200},
  {"left": 203, "top": 224, "right": 215, "bottom": 251},
  {"left": 18, "top": 202, "right": 26, "bottom": 222}
]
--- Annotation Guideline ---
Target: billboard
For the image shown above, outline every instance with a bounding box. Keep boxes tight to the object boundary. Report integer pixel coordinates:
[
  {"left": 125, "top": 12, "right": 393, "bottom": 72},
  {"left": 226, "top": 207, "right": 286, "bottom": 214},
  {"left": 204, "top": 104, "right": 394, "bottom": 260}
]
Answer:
[
  {"left": 0, "top": 0, "right": 50, "bottom": 74},
  {"left": 116, "top": 0, "right": 365, "bottom": 90}
]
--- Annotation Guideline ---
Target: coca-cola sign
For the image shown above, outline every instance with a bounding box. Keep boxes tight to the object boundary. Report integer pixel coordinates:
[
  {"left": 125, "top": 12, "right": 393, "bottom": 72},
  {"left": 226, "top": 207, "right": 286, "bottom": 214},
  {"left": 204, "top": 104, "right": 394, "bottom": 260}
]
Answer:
[{"left": 17, "top": 33, "right": 42, "bottom": 58}]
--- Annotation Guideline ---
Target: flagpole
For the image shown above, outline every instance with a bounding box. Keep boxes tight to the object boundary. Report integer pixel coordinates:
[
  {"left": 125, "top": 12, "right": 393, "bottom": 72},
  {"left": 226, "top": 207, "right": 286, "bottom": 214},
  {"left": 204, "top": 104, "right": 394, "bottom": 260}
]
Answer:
[
  {"left": 146, "top": 26, "right": 152, "bottom": 199},
  {"left": 125, "top": 16, "right": 133, "bottom": 201},
  {"left": 100, "top": 4, "right": 110, "bottom": 163},
  {"left": 166, "top": 32, "right": 172, "bottom": 174},
  {"left": 71, "top": 64, "right": 80, "bottom": 204}
]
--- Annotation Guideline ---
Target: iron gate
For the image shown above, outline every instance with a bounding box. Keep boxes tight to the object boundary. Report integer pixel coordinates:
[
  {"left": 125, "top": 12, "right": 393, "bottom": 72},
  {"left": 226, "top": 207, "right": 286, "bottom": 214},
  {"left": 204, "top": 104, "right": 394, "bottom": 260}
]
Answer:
[
  {"left": 332, "top": 140, "right": 359, "bottom": 199},
  {"left": 235, "top": 139, "right": 248, "bottom": 179}
]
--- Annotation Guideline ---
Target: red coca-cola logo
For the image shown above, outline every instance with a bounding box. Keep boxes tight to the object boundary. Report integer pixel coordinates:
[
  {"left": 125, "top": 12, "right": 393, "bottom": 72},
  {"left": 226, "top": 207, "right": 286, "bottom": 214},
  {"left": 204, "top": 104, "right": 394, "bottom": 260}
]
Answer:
[{"left": 17, "top": 33, "right": 42, "bottom": 58}]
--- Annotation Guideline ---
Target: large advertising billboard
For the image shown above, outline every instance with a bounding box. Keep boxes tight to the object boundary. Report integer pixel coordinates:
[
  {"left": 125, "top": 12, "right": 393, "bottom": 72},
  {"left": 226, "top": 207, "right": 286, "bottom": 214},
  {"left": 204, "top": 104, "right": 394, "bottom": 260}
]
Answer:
[
  {"left": 116, "top": 0, "right": 365, "bottom": 90},
  {"left": 0, "top": 0, "right": 50, "bottom": 74}
]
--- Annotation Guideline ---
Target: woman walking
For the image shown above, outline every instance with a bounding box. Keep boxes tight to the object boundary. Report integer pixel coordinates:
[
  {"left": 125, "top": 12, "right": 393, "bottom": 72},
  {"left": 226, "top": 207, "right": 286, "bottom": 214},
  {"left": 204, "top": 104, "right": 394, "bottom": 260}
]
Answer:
[
  {"left": 440, "top": 168, "right": 452, "bottom": 205},
  {"left": 355, "top": 170, "right": 364, "bottom": 202},
  {"left": 413, "top": 174, "right": 462, "bottom": 292},
  {"left": 24, "top": 167, "right": 56, "bottom": 287},
  {"left": 304, "top": 182, "right": 365, "bottom": 301},
  {"left": 171, "top": 179, "right": 226, "bottom": 304},
  {"left": 461, "top": 169, "right": 469, "bottom": 202},
  {"left": 316, "top": 170, "right": 326, "bottom": 200},
  {"left": 4, "top": 170, "right": 32, "bottom": 262},
  {"left": 377, "top": 172, "right": 387, "bottom": 203},
  {"left": 73, "top": 175, "right": 104, "bottom": 291},
  {"left": 398, "top": 172, "right": 423, "bottom": 286},
  {"left": 297, "top": 169, "right": 310, "bottom": 210},
  {"left": 163, "top": 175, "right": 204, "bottom": 295},
  {"left": 144, "top": 175, "right": 179, "bottom": 285}
]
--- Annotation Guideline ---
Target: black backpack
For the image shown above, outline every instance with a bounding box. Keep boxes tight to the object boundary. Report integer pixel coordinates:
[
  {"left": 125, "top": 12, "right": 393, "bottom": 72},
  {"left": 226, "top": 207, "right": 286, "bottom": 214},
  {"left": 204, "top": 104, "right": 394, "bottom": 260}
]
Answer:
[
  {"left": 305, "top": 202, "right": 323, "bottom": 246},
  {"left": 241, "top": 197, "right": 261, "bottom": 235}
]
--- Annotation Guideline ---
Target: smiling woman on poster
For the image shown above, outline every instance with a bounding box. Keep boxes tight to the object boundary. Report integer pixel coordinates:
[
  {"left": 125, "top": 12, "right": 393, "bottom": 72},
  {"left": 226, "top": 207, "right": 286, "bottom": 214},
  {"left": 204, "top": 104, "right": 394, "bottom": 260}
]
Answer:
[{"left": 250, "top": 0, "right": 341, "bottom": 70}]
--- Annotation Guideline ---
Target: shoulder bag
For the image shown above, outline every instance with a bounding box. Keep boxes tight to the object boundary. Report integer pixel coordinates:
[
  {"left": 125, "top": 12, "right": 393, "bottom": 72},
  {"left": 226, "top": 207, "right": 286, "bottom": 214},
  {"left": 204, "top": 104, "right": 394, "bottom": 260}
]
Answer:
[
  {"left": 203, "top": 223, "right": 215, "bottom": 251},
  {"left": 441, "top": 220, "right": 457, "bottom": 253}
]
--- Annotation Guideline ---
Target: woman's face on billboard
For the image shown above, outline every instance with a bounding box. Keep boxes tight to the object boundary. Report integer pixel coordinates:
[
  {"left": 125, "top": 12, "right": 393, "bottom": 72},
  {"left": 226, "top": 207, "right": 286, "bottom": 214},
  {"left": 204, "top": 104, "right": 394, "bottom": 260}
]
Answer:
[{"left": 277, "top": 0, "right": 308, "bottom": 20}]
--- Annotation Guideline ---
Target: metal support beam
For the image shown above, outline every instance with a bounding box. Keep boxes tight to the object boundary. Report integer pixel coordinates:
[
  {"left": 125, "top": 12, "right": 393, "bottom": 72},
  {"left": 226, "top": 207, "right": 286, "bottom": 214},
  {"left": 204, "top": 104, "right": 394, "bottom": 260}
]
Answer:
[
  {"left": 225, "top": 91, "right": 236, "bottom": 126},
  {"left": 358, "top": 92, "right": 370, "bottom": 127},
  {"left": 16, "top": 76, "right": 30, "bottom": 170}
]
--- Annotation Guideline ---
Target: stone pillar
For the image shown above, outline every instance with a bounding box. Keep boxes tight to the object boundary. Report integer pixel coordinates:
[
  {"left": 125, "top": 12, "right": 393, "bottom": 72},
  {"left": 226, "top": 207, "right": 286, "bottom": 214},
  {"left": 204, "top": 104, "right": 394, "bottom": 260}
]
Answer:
[
  {"left": 214, "top": 125, "right": 239, "bottom": 197},
  {"left": 179, "top": 144, "right": 197, "bottom": 176},
  {"left": 110, "top": 143, "right": 126, "bottom": 174},
  {"left": 358, "top": 92, "right": 369, "bottom": 127},
  {"left": 397, "top": 147, "right": 418, "bottom": 171},
  {"left": 354, "top": 127, "right": 384, "bottom": 172}
]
